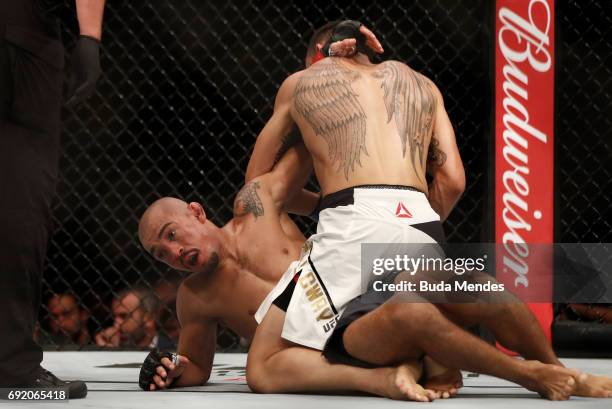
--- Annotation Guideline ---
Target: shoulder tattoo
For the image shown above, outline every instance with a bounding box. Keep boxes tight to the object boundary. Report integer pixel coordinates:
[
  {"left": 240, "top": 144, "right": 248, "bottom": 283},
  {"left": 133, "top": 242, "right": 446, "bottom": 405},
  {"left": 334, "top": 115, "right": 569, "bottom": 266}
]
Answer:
[
  {"left": 234, "top": 181, "right": 264, "bottom": 219},
  {"left": 293, "top": 59, "right": 368, "bottom": 180}
]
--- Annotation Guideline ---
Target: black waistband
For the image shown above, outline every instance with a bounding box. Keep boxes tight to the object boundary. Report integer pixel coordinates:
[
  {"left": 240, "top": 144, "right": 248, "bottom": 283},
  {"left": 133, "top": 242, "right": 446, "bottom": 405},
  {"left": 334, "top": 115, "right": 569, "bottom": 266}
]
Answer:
[{"left": 318, "top": 184, "right": 425, "bottom": 212}]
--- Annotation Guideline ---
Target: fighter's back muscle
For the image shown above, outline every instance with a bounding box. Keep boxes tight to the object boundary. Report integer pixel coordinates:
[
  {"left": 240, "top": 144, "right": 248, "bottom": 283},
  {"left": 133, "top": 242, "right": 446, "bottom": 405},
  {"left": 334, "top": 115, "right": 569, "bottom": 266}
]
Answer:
[
  {"left": 373, "top": 60, "right": 436, "bottom": 177},
  {"left": 293, "top": 58, "right": 368, "bottom": 180},
  {"left": 291, "top": 59, "right": 437, "bottom": 191}
]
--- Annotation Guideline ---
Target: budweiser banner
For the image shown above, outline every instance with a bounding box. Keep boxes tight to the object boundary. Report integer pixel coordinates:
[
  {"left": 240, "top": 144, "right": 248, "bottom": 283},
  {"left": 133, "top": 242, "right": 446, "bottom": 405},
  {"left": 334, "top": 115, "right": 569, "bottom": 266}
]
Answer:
[{"left": 494, "top": 0, "right": 555, "bottom": 341}]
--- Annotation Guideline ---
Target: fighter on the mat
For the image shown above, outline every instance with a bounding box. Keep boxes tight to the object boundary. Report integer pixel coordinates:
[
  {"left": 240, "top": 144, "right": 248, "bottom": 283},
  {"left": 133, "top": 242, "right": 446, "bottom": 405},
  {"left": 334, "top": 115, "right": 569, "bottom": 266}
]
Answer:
[
  {"left": 243, "top": 20, "right": 612, "bottom": 400},
  {"left": 137, "top": 29, "right": 450, "bottom": 401},
  {"left": 137, "top": 149, "right": 451, "bottom": 400}
]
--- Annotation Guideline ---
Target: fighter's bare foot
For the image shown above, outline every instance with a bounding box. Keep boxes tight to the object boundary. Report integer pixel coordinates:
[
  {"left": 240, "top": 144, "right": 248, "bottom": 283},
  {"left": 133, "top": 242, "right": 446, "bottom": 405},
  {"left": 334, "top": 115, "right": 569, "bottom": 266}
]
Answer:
[
  {"left": 378, "top": 365, "right": 437, "bottom": 402},
  {"left": 574, "top": 372, "right": 612, "bottom": 398},
  {"left": 521, "top": 361, "right": 577, "bottom": 400},
  {"left": 422, "top": 356, "right": 462, "bottom": 398}
]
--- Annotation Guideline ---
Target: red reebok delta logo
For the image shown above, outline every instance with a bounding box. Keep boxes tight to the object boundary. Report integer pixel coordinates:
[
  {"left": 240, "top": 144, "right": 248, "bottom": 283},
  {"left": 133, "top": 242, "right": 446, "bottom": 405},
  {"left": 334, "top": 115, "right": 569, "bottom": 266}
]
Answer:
[{"left": 395, "top": 202, "right": 413, "bottom": 218}]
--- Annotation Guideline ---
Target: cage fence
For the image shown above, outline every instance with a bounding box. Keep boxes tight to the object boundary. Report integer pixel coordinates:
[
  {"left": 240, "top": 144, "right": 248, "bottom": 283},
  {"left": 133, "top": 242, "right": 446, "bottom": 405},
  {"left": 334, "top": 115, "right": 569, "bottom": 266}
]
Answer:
[{"left": 37, "top": 0, "right": 610, "bottom": 352}]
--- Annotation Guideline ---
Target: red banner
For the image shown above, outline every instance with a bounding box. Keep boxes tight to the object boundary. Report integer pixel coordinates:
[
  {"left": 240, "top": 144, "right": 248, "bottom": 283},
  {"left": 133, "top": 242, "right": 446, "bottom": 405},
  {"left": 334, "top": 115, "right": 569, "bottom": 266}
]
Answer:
[{"left": 494, "top": 0, "right": 555, "bottom": 342}]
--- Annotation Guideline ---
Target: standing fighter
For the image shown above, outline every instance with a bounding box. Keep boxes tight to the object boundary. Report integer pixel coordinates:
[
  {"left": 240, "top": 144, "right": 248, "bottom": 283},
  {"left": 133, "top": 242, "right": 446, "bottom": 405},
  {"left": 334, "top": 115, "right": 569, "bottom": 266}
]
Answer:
[
  {"left": 0, "top": 0, "right": 105, "bottom": 398},
  {"left": 244, "top": 21, "right": 612, "bottom": 399}
]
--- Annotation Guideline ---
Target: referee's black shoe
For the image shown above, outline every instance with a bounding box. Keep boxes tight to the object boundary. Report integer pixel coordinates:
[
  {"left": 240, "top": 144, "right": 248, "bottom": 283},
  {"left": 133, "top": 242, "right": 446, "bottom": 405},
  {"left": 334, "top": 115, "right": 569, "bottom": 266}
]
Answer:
[{"left": 31, "top": 367, "right": 87, "bottom": 399}]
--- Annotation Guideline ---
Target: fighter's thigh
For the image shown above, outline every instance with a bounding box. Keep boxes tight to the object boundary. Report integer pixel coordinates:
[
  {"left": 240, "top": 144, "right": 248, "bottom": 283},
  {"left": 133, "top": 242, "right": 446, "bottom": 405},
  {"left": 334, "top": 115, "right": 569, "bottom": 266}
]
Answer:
[
  {"left": 342, "top": 301, "right": 425, "bottom": 366},
  {"left": 247, "top": 305, "right": 294, "bottom": 367}
]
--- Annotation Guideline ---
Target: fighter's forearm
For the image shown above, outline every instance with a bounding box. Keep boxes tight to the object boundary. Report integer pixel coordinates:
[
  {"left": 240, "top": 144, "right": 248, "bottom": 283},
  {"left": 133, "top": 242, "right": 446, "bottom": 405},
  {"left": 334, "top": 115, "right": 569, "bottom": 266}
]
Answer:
[
  {"left": 268, "top": 144, "right": 315, "bottom": 212},
  {"left": 76, "top": 0, "right": 106, "bottom": 40},
  {"left": 428, "top": 177, "right": 463, "bottom": 222},
  {"left": 246, "top": 137, "right": 281, "bottom": 183}
]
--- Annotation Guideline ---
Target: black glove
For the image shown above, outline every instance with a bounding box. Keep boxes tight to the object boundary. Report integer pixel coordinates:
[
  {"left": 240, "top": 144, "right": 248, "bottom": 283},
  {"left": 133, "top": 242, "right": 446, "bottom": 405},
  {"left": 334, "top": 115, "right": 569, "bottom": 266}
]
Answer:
[
  {"left": 66, "top": 35, "right": 101, "bottom": 107},
  {"left": 139, "top": 349, "right": 177, "bottom": 391},
  {"left": 322, "top": 20, "right": 371, "bottom": 59}
]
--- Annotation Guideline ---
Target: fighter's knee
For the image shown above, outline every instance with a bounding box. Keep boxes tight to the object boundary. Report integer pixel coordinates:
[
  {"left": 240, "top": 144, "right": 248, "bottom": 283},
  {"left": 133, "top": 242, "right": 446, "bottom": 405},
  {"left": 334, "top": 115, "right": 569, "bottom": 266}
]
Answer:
[
  {"left": 385, "top": 302, "right": 437, "bottom": 329},
  {"left": 246, "top": 374, "right": 267, "bottom": 393},
  {"left": 246, "top": 362, "right": 264, "bottom": 393}
]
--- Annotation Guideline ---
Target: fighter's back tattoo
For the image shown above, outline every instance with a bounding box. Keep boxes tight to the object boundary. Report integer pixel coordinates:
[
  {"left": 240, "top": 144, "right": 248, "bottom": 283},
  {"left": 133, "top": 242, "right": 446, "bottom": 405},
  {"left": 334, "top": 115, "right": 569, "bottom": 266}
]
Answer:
[
  {"left": 293, "top": 59, "right": 437, "bottom": 181},
  {"left": 293, "top": 59, "right": 368, "bottom": 180},
  {"left": 373, "top": 61, "right": 437, "bottom": 181}
]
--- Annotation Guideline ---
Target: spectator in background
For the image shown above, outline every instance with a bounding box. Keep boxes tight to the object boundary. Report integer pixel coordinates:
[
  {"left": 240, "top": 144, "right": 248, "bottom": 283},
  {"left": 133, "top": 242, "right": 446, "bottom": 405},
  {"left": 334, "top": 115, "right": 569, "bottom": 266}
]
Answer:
[
  {"left": 154, "top": 274, "right": 182, "bottom": 305},
  {"left": 95, "top": 287, "right": 159, "bottom": 348},
  {"left": 153, "top": 275, "right": 182, "bottom": 349},
  {"left": 43, "top": 293, "right": 90, "bottom": 347}
]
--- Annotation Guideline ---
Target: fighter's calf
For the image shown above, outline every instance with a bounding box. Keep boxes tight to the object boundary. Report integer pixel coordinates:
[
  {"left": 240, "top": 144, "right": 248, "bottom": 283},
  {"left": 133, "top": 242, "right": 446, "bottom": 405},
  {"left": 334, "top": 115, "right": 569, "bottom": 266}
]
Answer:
[{"left": 342, "top": 302, "right": 435, "bottom": 366}]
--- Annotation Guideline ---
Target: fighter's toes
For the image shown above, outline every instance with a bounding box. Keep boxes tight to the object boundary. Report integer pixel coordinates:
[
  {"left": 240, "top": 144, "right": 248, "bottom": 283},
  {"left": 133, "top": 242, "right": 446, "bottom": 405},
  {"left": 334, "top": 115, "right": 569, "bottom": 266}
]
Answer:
[
  {"left": 388, "top": 365, "right": 434, "bottom": 402},
  {"left": 423, "top": 367, "right": 462, "bottom": 398},
  {"left": 575, "top": 374, "right": 612, "bottom": 398}
]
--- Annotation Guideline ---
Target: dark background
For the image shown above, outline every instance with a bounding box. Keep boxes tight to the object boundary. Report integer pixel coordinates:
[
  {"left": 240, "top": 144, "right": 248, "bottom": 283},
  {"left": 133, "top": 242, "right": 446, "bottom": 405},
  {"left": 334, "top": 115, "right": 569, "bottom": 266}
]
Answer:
[{"left": 39, "top": 0, "right": 611, "bottom": 350}]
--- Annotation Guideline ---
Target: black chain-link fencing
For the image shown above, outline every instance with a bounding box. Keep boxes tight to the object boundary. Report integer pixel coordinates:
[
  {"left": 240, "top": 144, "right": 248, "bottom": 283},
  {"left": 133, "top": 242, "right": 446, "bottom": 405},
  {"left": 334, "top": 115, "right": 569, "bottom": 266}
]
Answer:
[
  {"left": 554, "top": 0, "right": 612, "bottom": 347},
  {"left": 38, "top": 0, "right": 539, "bottom": 351}
]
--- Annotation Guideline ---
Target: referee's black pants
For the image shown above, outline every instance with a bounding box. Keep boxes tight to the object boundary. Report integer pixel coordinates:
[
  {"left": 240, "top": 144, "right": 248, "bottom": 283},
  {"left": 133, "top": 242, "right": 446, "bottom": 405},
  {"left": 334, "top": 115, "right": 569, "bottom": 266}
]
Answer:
[{"left": 0, "top": 0, "right": 64, "bottom": 386}]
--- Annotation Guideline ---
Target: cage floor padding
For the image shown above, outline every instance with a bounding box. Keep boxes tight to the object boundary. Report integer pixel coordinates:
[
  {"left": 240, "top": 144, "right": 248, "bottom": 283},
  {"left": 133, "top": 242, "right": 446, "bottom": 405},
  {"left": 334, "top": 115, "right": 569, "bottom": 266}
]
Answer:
[{"left": 9, "top": 352, "right": 611, "bottom": 408}]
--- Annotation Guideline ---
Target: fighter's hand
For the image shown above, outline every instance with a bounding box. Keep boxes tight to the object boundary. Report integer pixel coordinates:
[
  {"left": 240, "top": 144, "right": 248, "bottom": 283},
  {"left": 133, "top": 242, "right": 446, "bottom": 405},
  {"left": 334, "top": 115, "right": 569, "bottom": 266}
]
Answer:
[
  {"left": 359, "top": 25, "right": 384, "bottom": 54},
  {"left": 139, "top": 350, "right": 190, "bottom": 391},
  {"left": 66, "top": 35, "right": 101, "bottom": 107},
  {"left": 149, "top": 355, "right": 189, "bottom": 391},
  {"left": 328, "top": 25, "right": 384, "bottom": 57}
]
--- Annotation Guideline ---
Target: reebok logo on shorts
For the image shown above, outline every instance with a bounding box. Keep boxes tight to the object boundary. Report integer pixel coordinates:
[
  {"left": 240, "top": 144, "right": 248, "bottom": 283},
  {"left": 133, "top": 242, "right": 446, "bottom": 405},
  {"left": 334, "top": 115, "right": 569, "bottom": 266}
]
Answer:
[{"left": 395, "top": 202, "right": 413, "bottom": 218}]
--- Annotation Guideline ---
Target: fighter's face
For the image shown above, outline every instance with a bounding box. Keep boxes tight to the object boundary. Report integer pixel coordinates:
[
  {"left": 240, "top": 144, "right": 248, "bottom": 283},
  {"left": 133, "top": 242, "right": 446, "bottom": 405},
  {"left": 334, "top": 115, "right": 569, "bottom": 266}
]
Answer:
[
  {"left": 142, "top": 203, "right": 221, "bottom": 274},
  {"left": 112, "top": 293, "right": 147, "bottom": 344}
]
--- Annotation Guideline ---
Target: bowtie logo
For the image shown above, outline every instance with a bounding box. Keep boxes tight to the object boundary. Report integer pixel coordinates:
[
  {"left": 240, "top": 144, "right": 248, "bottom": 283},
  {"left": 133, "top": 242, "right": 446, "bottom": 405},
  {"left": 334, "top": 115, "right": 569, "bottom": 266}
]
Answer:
[{"left": 395, "top": 202, "right": 413, "bottom": 218}]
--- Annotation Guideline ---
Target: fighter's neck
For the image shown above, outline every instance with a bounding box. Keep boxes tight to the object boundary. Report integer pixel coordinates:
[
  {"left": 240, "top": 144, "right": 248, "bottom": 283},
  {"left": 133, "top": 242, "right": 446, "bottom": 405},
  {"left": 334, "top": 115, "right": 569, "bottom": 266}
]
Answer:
[
  {"left": 217, "top": 219, "right": 240, "bottom": 262},
  {"left": 339, "top": 53, "right": 375, "bottom": 67}
]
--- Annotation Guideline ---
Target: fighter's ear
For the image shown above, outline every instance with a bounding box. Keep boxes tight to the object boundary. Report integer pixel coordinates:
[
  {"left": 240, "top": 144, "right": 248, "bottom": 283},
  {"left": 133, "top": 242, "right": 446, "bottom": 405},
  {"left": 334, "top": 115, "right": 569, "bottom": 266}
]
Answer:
[{"left": 188, "top": 202, "right": 207, "bottom": 223}]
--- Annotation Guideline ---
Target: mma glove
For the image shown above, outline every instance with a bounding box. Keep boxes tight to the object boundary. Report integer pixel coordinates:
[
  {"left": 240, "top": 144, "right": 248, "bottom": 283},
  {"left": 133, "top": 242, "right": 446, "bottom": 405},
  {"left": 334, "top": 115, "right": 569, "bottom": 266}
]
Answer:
[
  {"left": 139, "top": 349, "right": 179, "bottom": 391},
  {"left": 66, "top": 35, "right": 101, "bottom": 106},
  {"left": 322, "top": 20, "right": 366, "bottom": 58}
]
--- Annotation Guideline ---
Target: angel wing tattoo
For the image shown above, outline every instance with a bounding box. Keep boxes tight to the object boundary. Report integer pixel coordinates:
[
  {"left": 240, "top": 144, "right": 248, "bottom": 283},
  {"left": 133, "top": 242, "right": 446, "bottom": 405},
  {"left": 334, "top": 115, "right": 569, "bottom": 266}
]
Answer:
[
  {"left": 293, "top": 59, "right": 368, "bottom": 180},
  {"left": 374, "top": 61, "right": 436, "bottom": 180}
]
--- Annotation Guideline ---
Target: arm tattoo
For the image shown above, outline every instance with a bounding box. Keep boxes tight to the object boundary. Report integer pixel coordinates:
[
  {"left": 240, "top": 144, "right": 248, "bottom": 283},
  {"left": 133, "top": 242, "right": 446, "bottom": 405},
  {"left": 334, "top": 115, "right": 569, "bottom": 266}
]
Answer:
[
  {"left": 293, "top": 59, "right": 368, "bottom": 180},
  {"left": 273, "top": 130, "right": 302, "bottom": 166},
  {"left": 427, "top": 137, "right": 447, "bottom": 167},
  {"left": 374, "top": 61, "right": 436, "bottom": 181},
  {"left": 234, "top": 181, "right": 264, "bottom": 219}
]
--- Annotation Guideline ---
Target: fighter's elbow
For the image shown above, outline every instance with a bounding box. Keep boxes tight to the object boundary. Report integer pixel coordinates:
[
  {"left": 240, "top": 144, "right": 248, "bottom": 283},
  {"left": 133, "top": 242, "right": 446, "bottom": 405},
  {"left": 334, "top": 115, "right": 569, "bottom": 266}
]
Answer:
[
  {"left": 449, "top": 168, "right": 466, "bottom": 197},
  {"left": 430, "top": 169, "right": 466, "bottom": 204},
  {"left": 200, "top": 371, "right": 211, "bottom": 386},
  {"left": 433, "top": 167, "right": 465, "bottom": 199}
]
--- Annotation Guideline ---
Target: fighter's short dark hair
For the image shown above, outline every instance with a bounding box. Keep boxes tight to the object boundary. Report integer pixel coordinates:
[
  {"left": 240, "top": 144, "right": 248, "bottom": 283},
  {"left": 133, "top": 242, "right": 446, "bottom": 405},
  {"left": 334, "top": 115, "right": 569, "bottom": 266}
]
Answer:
[{"left": 305, "top": 20, "right": 340, "bottom": 63}]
